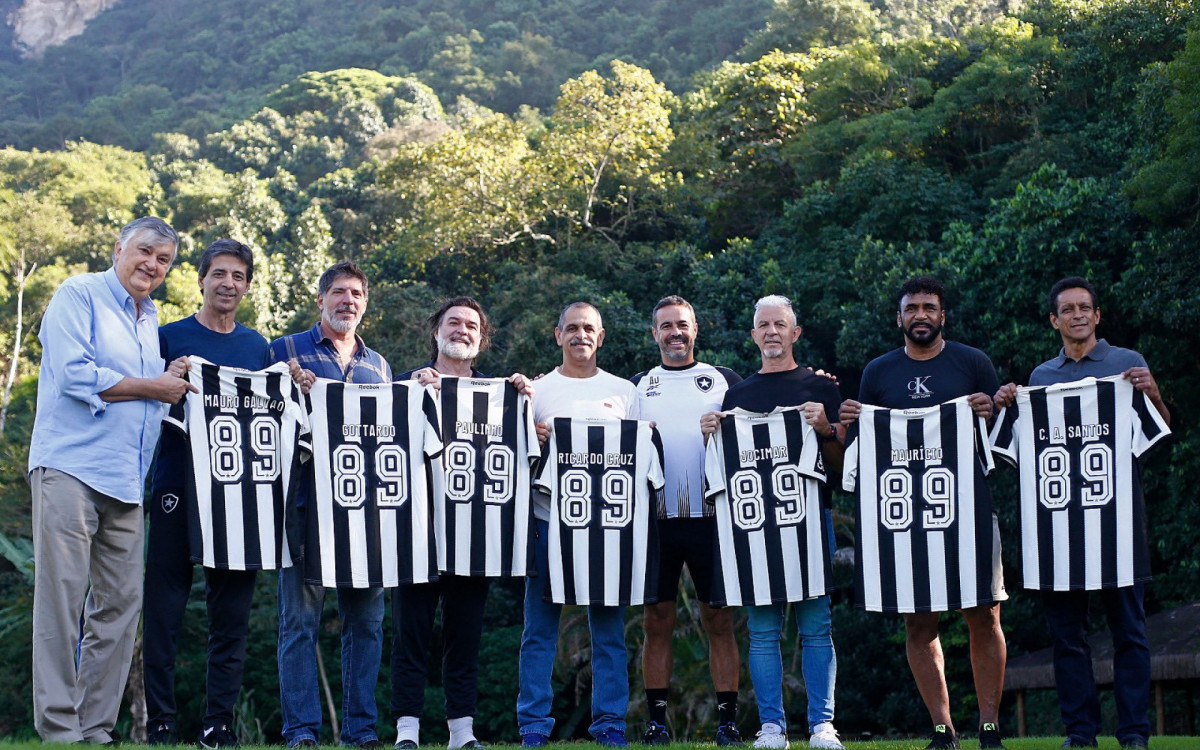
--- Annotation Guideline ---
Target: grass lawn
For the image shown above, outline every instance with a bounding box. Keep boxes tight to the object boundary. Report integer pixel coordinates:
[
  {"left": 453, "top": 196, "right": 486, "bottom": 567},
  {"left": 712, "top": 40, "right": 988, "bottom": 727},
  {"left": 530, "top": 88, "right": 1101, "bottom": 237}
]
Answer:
[{"left": 7, "top": 739, "right": 1199, "bottom": 749}]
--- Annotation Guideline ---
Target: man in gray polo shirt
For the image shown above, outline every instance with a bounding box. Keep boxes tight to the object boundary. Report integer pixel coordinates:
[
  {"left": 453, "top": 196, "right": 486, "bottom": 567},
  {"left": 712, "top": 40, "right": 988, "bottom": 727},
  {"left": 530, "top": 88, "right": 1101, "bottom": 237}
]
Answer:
[{"left": 994, "top": 276, "right": 1170, "bottom": 750}]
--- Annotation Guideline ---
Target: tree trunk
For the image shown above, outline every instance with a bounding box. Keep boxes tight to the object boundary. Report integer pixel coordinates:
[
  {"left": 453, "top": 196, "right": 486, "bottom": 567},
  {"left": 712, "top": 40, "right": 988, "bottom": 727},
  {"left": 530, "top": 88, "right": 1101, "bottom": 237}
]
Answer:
[
  {"left": 125, "top": 628, "right": 148, "bottom": 743},
  {"left": 317, "top": 640, "right": 340, "bottom": 739},
  {"left": 0, "top": 256, "right": 33, "bottom": 435}
]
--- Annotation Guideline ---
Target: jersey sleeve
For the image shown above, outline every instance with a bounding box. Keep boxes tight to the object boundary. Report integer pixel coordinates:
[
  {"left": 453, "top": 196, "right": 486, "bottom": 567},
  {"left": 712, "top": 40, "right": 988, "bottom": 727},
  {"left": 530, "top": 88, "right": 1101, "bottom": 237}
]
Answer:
[
  {"left": 421, "top": 387, "right": 443, "bottom": 459},
  {"left": 717, "top": 366, "right": 743, "bottom": 388},
  {"left": 293, "top": 388, "right": 313, "bottom": 462},
  {"left": 625, "top": 383, "right": 641, "bottom": 420},
  {"left": 520, "top": 392, "right": 540, "bottom": 465},
  {"left": 796, "top": 417, "right": 827, "bottom": 484},
  {"left": 163, "top": 393, "right": 189, "bottom": 436},
  {"left": 703, "top": 417, "right": 729, "bottom": 502},
  {"left": 646, "top": 424, "right": 666, "bottom": 491},
  {"left": 1130, "top": 384, "right": 1171, "bottom": 457},
  {"left": 988, "top": 403, "right": 1019, "bottom": 466},
  {"left": 974, "top": 413, "right": 995, "bottom": 475},
  {"left": 841, "top": 422, "right": 860, "bottom": 493},
  {"left": 533, "top": 421, "right": 560, "bottom": 494},
  {"left": 162, "top": 362, "right": 206, "bottom": 435}
]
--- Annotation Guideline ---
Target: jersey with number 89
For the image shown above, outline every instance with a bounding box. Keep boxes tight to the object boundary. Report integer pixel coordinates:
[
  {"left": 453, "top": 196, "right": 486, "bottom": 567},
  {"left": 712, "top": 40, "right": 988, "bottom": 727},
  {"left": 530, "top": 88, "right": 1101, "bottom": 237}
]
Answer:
[
  {"left": 434, "top": 377, "right": 539, "bottom": 577},
  {"left": 844, "top": 396, "right": 1003, "bottom": 613},
  {"left": 704, "top": 407, "right": 831, "bottom": 607},
  {"left": 165, "top": 357, "right": 311, "bottom": 571},
  {"left": 306, "top": 379, "right": 441, "bottom": 588},
  {"left": 989, "top": 375, "right": 1171, "bottom": 591},
  {"left": 537, "top": 417, "right": 664, "bottom": 605}
]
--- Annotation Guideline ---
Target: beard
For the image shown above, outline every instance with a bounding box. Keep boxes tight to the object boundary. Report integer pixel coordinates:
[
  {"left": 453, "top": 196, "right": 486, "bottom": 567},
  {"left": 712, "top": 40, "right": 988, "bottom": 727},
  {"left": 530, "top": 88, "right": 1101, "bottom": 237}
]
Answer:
[
  {"left": 903, "top": 321, "right": 943, "bottom": 346},
  {"left": 323, "top": 307, "right": 361, "bottom": 334},
  {"left": 761, "top": 345, "right": 787, "bottom": 359},
  {"left": 658, "top": 334, "right": 693, "bottom": 363},
  {"left": 437, "top": 333, "right": 479, "bottom": 361}
]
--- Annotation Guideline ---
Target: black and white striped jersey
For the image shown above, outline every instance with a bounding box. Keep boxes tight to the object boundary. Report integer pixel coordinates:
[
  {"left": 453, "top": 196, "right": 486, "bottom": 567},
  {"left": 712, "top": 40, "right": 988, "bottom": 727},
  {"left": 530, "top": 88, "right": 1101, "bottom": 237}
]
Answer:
[
  {"left": 164, "top": 357, "right": 310, "bottom": 570},
  {"left": 703, "top": 407, "right": 831, "bottom": 606},
  {"left": 844, "top": 396, "right": 1002, "bottom": 613},
  {"left": 434, "top": 377, "right": 539, "bottom": 577},
  {"left": 536, "top": 418, "right": 664, "bottom": 605},
  {"left": 990, "top": 375, "right": 1171, "bottom": 591},
  {"left": 305, "top": 380, "right": 441, "bottom": 588}
]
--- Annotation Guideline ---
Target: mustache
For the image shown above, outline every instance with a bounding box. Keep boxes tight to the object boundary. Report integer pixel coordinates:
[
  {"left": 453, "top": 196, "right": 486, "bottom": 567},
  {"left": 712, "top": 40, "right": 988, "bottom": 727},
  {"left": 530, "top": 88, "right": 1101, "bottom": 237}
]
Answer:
[{"left": 569, "top": 337, "right": 594, "bottom": 346}]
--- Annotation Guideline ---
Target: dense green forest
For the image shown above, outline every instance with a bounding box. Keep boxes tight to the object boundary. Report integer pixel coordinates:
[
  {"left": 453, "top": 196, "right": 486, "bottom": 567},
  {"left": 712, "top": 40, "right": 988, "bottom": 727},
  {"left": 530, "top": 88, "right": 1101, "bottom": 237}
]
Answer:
[{"left": 2, "top": 0, "right": 1199, "bottom": 743}]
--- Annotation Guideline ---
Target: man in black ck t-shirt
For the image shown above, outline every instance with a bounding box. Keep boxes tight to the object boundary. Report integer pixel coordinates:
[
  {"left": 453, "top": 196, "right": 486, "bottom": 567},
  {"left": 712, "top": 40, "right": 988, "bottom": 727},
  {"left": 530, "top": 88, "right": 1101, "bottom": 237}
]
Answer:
[{"left": 838, "top": 277, "right": 1005, "bottom": 750}]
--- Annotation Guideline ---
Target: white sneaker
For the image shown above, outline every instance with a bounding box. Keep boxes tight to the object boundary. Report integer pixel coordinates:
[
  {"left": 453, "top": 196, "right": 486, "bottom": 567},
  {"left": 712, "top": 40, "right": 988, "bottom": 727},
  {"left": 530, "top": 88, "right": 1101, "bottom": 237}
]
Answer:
[
  {"left": 752, "top": 723, "right": 789, "bottom": 750},
  {"left": 808, "top": 722, "right": 843, "bottom": 750}
]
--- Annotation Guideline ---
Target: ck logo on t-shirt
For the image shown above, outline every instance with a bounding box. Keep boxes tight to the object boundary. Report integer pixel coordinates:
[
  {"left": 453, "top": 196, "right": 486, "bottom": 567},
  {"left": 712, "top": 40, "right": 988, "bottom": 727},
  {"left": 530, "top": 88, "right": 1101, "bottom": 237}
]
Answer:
[{"left": 907, "top": 376, "right": 933, "bottom": 398}]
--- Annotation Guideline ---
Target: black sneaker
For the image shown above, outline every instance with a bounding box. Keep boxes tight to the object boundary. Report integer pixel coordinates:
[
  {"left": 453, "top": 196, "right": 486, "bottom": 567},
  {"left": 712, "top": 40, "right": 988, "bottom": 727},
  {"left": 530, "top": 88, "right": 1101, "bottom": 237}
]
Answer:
[
  {"left": 292, "top": 741, "right": 319, "bottom": 749},
  {"left": 979, "top": 723, "right": 1004, "bottom": 749},
  {"left": 1061, "top": 740, "right": 1098, "bottom": 749},
  {"left": 358, "top": 741, "right": 384, "bottom": 749},
  {"left": 1119, "top": 739, "right": 1148, "bottom": 750},
  {"left": 199, "top": 724, "right": 239, "bottom": 749},
  {"left": 642, "top": 722, "right": 671, "bottom": 746},
  {"left": 716, "top": 723, "right": 744, "bottom": 747},
  {"left": 147, "top": 724, "right": 176, "bottom": 747},
  {"left": 394, "top": 741, "right": 418, "bottom": 750},
  {"left": 924, "top": 725, "right": 959, "bottom": 750}
]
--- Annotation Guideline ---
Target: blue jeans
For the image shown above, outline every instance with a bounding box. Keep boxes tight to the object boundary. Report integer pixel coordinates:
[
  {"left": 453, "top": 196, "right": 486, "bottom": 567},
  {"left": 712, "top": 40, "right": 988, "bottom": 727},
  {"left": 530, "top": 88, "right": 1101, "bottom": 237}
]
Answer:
[
  {"left": 746, "top": 597, "right": 836, "bottom": 732},
  {"left": 278, "top": 564, "right": 385, "bottom": 746},
  {"left": 745, "top": 510, "right": 837, "bottom": 732},
  {"left": 1042, "top": 584, "right": 1150, "bottom": 746},
  {"left": 517, "top": 519, "right": 628, "bottom": 738}
]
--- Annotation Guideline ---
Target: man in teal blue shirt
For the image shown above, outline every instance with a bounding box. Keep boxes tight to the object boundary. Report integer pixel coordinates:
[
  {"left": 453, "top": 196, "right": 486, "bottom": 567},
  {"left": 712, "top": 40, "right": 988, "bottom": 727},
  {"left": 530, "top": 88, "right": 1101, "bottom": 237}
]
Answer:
[{"left": 28, "top": 216, "right": 193, "bottom": 744}]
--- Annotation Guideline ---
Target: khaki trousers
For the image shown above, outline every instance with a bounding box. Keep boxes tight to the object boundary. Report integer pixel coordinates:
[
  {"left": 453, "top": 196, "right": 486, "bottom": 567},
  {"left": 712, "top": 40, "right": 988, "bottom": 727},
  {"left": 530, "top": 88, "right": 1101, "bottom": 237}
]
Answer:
[{"left": 31, "top": 467, "right": 144, "bottom": 743}]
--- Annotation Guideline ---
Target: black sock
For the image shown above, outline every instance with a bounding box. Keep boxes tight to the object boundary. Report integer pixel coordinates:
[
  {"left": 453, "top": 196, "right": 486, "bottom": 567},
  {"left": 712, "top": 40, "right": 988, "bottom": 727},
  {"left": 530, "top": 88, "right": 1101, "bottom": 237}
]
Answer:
[
  {"left": 646, "top": 688, "right": 669, "bottom": 724},
  {"left": 716, "top": 691, "right": 738, "bottom": 725}
]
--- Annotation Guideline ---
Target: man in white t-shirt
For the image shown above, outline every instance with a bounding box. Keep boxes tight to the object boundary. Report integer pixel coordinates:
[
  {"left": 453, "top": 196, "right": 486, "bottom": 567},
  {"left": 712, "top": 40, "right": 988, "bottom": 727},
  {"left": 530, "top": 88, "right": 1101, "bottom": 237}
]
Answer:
[
  {"left": 517, "top": 302, "right": 639, "bottom": 748},
  {"left": 632, "top": 296, "right": 743, "bottom": 746}
]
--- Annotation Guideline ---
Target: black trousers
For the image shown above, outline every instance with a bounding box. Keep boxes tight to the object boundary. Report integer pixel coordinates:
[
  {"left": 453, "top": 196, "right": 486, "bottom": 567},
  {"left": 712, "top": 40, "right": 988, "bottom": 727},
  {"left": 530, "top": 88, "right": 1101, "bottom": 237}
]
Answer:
[
  {"left": 390, "top": 576, "right": 491, "bottom": 720},
  {"left": 143, "top": 488, "right": 258, "bottom": 728}
]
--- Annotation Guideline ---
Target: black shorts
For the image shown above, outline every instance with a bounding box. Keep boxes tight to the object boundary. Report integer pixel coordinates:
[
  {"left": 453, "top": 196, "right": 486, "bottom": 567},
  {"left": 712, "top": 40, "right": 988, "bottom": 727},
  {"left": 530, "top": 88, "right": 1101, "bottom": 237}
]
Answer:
[{"left": 654, "top": 516, "right": 717, "bottom": 603}]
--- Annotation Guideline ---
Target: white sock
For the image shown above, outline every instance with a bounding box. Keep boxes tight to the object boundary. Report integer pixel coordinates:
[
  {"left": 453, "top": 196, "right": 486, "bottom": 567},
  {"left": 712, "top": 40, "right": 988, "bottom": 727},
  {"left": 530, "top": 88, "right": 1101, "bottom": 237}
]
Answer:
[
  {"left": 396, "top": 716, "right": 420, "bottom": 745},
  {"left": 447, "top": 716, "right": 476, "bottom": 749}
]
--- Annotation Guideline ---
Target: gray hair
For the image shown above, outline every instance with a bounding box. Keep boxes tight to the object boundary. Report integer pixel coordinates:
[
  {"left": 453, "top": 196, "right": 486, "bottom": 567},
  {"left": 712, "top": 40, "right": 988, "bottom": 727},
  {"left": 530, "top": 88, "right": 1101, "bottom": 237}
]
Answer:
[
  {"left": 118, "top": 216, "right": 179, "bottom": 256},
  {"left": 557, "top": 301, "right": 602, "bottom": 330},
  {"left": 753, "top": 294, "right": 797, "bottom": 327}
]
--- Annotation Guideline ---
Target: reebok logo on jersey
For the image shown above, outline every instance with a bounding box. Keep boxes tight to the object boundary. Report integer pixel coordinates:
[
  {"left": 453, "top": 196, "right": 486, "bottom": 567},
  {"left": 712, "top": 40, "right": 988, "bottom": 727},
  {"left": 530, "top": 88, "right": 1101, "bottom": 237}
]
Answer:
[
  {"left": 162, "top": 493, "right": 180, "bottom": 513},
  {"left": 907, "top": 376, "right": 933, "bottom": 397},
  {"left": 695, "top": 374, "right": 714, "bottom": 392}
]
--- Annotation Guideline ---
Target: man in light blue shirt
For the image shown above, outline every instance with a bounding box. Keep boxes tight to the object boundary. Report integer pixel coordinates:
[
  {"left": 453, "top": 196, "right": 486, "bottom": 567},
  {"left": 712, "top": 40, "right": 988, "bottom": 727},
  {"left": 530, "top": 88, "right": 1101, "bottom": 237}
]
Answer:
[{"left": 28, "top": 216, "right": 194, "bottom": 744}]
